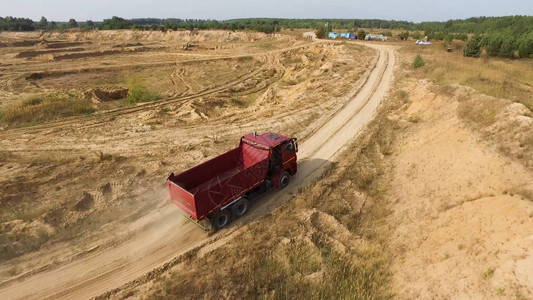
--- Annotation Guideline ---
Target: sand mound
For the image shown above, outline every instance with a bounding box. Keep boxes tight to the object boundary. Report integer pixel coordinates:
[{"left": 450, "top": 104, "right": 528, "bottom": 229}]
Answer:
[
  {"left": 486, "top": 102, "right": 533, "bottom": 168},
  {"left": 39, "top": 30, "right": 283, "bottom": 44}
]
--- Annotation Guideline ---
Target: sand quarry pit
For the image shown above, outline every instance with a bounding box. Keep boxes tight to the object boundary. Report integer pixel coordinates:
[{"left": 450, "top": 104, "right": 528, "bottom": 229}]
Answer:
[
  {"left": 3, "top": 29, "right": 530, "bottom": 299},
  {"left": 0, "top": 30, "right": 384, "bottom": 298}
]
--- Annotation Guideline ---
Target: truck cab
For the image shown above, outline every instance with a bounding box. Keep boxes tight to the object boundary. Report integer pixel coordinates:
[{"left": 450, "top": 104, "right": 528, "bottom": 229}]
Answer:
[
  {"left": 168, "top": 132, "right": 298, "bottom": 230},
  {"left": 241, "top": 132, "right": 298, "bottom": 187}
]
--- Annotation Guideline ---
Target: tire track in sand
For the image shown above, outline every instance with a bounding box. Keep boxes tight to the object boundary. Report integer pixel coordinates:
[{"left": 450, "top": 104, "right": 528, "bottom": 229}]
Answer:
[{"left": 0, "top": 43, "right": 395, "bottom": 300}]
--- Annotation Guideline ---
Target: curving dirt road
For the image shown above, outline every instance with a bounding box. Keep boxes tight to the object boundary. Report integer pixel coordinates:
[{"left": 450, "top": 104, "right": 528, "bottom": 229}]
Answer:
[{"left": 0, "top": 42, "right": 395, "bottom": 300}]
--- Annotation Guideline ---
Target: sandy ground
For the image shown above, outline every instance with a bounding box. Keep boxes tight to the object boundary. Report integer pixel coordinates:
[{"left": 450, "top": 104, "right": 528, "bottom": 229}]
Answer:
[
  {"left": 3, "top": 30, "right": 529, "bottom": 299},
  {"left": 388, "top": 78, "right": 533, "bottom": 299},
  {"left": 103, "top": 41, "right": 396, "bottom": 300},
  {"left": 120, "top": 43, "right": 533, "bottom": 300},
  {"left": 0, "top": 30, "right": 395, "bottom": 299},
  {"left": 0, "top": 30, "right": 374, "bottom": 273}
]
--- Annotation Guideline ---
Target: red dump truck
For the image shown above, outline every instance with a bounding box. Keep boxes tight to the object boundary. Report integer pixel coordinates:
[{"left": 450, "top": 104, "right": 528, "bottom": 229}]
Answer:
[{"left": 167, "top": 132, "right": 298, "bottom": 229}]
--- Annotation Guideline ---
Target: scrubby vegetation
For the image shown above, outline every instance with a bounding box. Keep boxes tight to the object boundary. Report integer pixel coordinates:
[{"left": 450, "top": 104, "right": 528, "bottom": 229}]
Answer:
[
  {"left": 412, "top": 55, "right": 425, "bottom": 68},
  {"left": 0, "top": 94, "right": 94, "bottom": 126},
  {"left": 98, "top": 16, "right": 133, "bottom": 30},
  {"left": 315, "top": 26, "right": 328, "bottom": 39},
  {"left": 407, "top": 38, "right": 533, "bottom": 110},
  {"left": 463, "top": 35, "right": 483, "bottom": 57},
  {"left": 127, "top": 76, "right": 161, "bottom": 105},
  {"left": 357, "top": 29, "right": 367, "bottom": 40},
  {"left": 464, "top": 31, "right": 533, "bottom": 58}
]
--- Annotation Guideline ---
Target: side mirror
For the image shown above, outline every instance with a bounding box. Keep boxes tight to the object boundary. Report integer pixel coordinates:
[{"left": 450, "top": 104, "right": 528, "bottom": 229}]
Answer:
[{"left": 292, "top": 138, "right": 298, "bottom": 153}]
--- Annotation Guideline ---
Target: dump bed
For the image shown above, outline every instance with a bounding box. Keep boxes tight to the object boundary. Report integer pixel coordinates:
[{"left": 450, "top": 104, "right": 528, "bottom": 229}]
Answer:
[{"left": 167, "top": 139, "right": 270, "bottom": 220}]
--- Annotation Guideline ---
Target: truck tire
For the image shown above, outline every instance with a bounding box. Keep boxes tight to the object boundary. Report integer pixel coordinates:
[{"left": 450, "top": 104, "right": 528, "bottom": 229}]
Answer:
[
  {"left": 231, "top": 198, "right": 249, "bottom": 218},
  {"left": 211, "top": 210, "right": 231, "bottom": 230},
  {"left": 278, "top": 171, "right": 290, "bottom": 189}
]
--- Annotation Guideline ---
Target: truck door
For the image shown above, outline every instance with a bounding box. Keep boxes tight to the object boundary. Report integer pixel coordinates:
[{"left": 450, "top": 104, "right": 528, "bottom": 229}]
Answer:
[
  {"left": 282, "top": 141, "right": 296, "bottom": 166},
  {"left": 267, "top": 144, "right": 282, "bottom": 177}
]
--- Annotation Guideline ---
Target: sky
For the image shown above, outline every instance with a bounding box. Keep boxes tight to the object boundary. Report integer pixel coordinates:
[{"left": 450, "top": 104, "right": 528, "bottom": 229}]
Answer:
[{"left": 1, "top": 0, "right": 532, "bottom": 23}]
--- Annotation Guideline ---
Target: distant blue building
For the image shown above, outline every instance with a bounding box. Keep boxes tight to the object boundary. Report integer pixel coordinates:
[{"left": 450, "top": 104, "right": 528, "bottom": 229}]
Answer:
[
  {"left": 329, "top": 32, "right": 357, "bottom": 39},
  {"left": 340, "top": 33, "right": 350, "bottom": 39}
]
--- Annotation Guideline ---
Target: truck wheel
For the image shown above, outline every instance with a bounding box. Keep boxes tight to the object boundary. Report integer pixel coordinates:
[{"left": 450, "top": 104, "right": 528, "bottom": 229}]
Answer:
[
  {"left": 231, "top": 198, "right": 249, "bottom": 218},
  {"left": 212, "top": 210, "right": 231, "bottom": 230},
  {"left": 278, "top": 171, "right": 290, "bottom": 189}
]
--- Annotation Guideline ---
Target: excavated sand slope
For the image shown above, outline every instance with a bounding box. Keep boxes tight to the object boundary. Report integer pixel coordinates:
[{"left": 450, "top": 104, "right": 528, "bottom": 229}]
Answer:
[{"left": 389, "top": 79, "right": 533, "bottom": 298}]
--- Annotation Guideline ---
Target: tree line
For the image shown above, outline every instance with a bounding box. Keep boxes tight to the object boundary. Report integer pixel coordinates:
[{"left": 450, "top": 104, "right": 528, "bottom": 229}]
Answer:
[
  {"left": 2, "top": 15, "right": 531, "bottom": 34},
  {"left": 0, "top": 16, "right": 93, "bottom": 31},
  {"left": 0, "top": 16, "right": 282, "bottom": 34},
  {"left": 101, "top": 17, "right": 282, "bottom": 34},
  {"left": 463, "top": 31, "right": 533, "bottom": 58}
]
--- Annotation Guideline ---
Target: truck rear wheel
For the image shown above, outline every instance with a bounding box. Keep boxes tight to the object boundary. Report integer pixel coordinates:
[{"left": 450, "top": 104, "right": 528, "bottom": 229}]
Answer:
[
  {"left": 231, "top": 198, "right": 249, "bottom": 218},
  {"left": 278, "top": 171, "right": 290, "bottom": 189},
  {"left": 211, "top": 210, "right": 231, "bottom": 230}
]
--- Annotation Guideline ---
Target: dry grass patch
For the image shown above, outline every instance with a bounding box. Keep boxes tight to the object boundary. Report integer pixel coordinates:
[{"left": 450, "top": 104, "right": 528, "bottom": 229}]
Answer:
[
  {"left": 149, "top": 200, "right": 391, "bottom": 299},
  {"left": 458, "top": 97, "right": 533, "bottom": 169},
  {"left": 0, "top": 94, "right": 94, "bottom": 126},
  {"left": 0, "top": 225, "right": 51, "bottom": 263},
  {"left": 127, "top": 76, "right": 161, "bottom": 105},
  {"left": 401, "top": 43, "right": 533, "bottom": 170},
  {"left": 402, "top": 42, "right": 533, "bottom": 110},
  {"left": 457, "top": 96, "right": 507, "bottom": 126}
]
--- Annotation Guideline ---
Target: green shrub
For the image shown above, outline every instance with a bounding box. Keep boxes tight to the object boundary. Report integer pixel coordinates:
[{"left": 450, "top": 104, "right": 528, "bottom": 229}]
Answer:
[
  {"left": 357, "top": 29, "right": 366, "bottom": 40},
  {"left": 518, "top": 32, "right": 533, "bottom": 58},
  {"left": 316, "top": 26, "right": 327, "bottom": 39},
  {"left": 499, "top": 35, "right": 517, "bottom": 58},
  {"left": 444, "top": 34, "right": 453, "bottom": 45},
  {"left": 127, "top": 76, "right": 161, "bottom": 105},
  {"left": 483, "top": 33, "right": 504, "bottom": 57},
  {"left": 454, "top": 33, "right": 468, "bottom": 41},
  {"left": 412, "top": 55, "right": 425, "bottom": 68},
  {"left": 463, "top": 35, "right": 483, "bottom": 57},
  {"left": 399, "top": 31, "right": 409, "bottom": 40},
  {"left": 411, "top": 31, "right": 422, "bottom": 40},
  {"left": 433, "top": 32, "right": 446, "bottom": 41}
]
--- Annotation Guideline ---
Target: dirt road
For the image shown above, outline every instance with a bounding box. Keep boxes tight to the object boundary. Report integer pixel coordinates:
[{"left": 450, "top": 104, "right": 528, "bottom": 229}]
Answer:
[{"left": 0, "top": 42, "right": 395, "bottom": 299}]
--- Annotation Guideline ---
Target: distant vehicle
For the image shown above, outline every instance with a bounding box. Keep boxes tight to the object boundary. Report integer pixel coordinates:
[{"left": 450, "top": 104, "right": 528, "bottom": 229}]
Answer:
[
  {"left": 365, "top": 34, "right": 388, "bottom": 41},
  {"left": 167, "top": 132, "right": 298, "bottom": 230},
  {"left": 415, "top": 40, "right": 432, "bottom": 45}
]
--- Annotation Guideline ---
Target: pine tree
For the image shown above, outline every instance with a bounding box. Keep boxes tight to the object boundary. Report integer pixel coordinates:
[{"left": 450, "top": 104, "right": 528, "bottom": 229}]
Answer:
[
  {"left": 463, "top": 35, "right": 483, "bottom": 57},
  {"left": 68, "top": 18, "right": 78, "bottom": 28},
  {"left": 38, "top": 16, "right": 48, "bottom": 29},
  {"left": 499, "top": 35, "right": 517, "bottom": 58}
]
